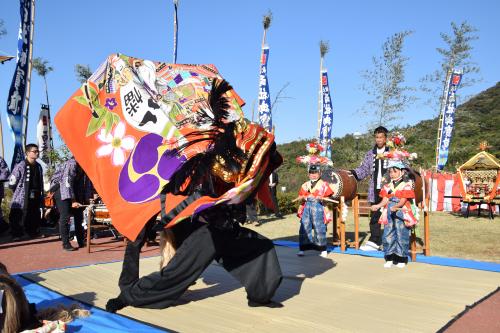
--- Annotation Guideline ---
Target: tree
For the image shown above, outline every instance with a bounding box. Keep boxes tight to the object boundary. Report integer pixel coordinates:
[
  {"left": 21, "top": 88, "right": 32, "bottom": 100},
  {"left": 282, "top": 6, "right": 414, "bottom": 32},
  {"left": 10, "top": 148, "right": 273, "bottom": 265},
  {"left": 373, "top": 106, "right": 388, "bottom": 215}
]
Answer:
[
  {"left": 262, "top": 10, "right": 272, "bottom": 47},
  {"left": 420, "top": 21, "right": 480, "bottom": 111},
  {"left": 32, "top": 57, "right": 54, "bottom": 165},
  {"left": 360, "top": 31, "right": 415, "bottom": 128},
  {"left": 45, "top": 136, "right": 72, "bottom": 179},
  {"left": 270, "top": 81, "right": 292, "bottom": 114},
  {"left": 74, "top": 64, "right": 92, "bottom": 83},
  {"left": 32, "top": 57, "right": 54, "bottom": 106}
]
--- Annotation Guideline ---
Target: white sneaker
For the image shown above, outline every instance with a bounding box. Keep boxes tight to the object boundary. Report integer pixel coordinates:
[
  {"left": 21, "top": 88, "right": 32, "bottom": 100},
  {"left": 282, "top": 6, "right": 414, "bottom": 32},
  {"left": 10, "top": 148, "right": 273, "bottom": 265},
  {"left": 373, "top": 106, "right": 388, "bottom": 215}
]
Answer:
[
  {"left": 396, "top": 263, "right": 406, "bottom": 268},
  {"left": 360, "top": 241, "right": 380, "bottom": 252},
  {"left": 383, "top": 261, "right": 393, "bottom": 268},
  {"left": 297, "top": 251, "right": 304, "bottom": 257},
  {"left": 319, "top": 251, "right": 328, "bottom": 258}
]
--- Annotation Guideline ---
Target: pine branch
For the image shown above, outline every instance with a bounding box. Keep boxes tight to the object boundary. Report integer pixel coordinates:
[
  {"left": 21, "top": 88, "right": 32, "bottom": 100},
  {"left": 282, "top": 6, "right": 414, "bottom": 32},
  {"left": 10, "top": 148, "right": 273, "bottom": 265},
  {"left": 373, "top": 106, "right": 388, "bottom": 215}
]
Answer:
[
  {"left": 263, "top": 10, "right": 272, "bottom": 30},
  {"left": 319, "top": 40, "right": 329, "bottom": 58}
]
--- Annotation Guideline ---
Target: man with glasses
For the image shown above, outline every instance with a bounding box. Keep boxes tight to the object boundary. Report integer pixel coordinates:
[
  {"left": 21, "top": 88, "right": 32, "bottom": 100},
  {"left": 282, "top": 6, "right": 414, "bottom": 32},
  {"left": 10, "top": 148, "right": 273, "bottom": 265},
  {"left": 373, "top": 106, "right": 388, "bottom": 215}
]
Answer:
[{"left": 8, "top": 143, "right": 44, "bottom": 240}]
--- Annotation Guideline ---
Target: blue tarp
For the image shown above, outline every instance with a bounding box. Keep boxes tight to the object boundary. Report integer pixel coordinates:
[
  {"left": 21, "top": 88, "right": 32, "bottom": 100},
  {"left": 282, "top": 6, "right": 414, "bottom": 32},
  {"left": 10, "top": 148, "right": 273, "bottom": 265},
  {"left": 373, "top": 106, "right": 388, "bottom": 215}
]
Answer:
[
  {"left": 16, "top": 275, "right": 167, "bottom": 333},
  {"left": 273, "top": 240, "right": 500, "bottom": 273}
]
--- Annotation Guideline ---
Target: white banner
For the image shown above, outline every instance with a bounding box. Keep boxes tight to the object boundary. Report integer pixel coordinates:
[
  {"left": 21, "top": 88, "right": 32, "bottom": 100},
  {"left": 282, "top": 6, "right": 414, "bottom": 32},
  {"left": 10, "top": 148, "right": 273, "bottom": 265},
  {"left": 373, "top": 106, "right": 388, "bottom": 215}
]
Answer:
[{"left": 37, "top": 104, "right": 51, "bottom": 164}]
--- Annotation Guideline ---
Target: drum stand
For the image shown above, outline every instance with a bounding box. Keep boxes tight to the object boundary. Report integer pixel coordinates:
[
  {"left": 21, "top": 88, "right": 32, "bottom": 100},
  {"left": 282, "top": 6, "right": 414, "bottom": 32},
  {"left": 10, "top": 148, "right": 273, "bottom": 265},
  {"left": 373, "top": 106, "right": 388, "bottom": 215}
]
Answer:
[{"left": 331, "top": 196, "right": 360, "bottom": 252}]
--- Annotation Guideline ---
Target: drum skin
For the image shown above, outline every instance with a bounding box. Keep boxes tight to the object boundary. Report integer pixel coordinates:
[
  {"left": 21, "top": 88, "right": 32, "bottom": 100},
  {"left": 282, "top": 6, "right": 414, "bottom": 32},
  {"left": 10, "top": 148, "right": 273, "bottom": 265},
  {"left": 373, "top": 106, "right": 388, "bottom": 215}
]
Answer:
[
  {"left": 407, "top": 167, "right": 424, "bottom": 205},
  {"left": 322, "top": 168, "right": 358, "bottom": 201},
  {"left": 322, "top": 167, "right": 424, "bottom": 204},
  {"left": 93, "top": 205, "right": 111, "bottom": 219}
]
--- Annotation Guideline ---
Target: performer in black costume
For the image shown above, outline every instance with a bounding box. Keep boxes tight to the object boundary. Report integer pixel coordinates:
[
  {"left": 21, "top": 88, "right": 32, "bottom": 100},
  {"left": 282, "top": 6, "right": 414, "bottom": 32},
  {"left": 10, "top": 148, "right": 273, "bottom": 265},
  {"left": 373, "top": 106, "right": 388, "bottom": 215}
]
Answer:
[{"left": 107, "top": 80, "right": 283, "bottom": 312}]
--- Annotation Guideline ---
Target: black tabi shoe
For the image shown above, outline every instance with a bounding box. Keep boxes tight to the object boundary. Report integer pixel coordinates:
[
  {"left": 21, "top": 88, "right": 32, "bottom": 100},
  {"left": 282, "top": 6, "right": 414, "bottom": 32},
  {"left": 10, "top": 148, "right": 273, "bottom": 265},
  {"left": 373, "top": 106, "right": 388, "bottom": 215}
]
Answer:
[
  {"left": 106, "top": 297, "right": 127, "bottom": 313},
  {"left": 248, "top": 300, "right": 284, "bottom": 308},
  {"left": 63, "top": 244, "right": 77, "bottom": 251}
]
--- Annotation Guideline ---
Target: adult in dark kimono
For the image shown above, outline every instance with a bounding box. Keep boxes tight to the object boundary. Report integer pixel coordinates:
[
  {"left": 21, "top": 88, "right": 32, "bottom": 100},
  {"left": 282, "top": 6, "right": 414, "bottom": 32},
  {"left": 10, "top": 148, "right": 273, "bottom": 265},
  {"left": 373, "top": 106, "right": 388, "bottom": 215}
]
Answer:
[
  {"left": 269, "top": 171, "right": 283, "bottom": 218},
  {"left": 0, "top": 156, "right": 10, "bottom": 234},
  {"left": 8, "top": 144, "right": 44, "bottom": 239},
  {"left": 350, "top": 126, "right": 389, "bottom": 251},
  {"left": 50, "top": 157, "right": 93, "bottom": 251}
]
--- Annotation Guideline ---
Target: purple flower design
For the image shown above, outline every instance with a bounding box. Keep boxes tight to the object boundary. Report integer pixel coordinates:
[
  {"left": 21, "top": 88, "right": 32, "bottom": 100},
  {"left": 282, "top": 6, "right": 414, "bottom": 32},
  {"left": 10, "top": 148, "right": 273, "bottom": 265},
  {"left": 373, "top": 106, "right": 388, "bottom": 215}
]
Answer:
[{"left": 104, "top": 97, "right": 118, "bottom": 110}]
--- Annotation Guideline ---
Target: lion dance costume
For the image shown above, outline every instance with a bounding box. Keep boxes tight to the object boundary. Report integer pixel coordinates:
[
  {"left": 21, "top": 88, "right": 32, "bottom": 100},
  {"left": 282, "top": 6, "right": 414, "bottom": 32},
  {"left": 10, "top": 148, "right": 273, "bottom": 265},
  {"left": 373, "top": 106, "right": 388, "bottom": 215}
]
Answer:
[{"left": 55, "top": 54, "right": 283, "bottom": 310}]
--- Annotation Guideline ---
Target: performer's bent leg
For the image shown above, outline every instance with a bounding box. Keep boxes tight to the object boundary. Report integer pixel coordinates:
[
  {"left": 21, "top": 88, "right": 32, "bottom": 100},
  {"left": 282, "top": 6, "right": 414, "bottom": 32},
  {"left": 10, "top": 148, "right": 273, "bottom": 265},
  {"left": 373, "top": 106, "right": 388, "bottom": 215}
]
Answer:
[
  {"left": 118, "top": 221, "right": 149, "bottom": 291},
  {"left": 216, "top": 227, "right": 282, "bottom": 304},
  {"left": 116, "top": 224, "right": 216, "bottom": 309}
]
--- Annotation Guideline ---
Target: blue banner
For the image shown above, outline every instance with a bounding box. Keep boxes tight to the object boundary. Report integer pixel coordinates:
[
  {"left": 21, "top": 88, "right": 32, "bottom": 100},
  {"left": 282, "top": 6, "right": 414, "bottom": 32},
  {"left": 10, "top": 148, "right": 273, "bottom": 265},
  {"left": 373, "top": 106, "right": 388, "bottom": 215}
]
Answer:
[
  {"left": 319, "top": 70, "right": 333, "bottom": 158},
  {"left": 172, "top": 0, "right": 178, "bottom": 64},
  {"left": 6, "top": 0, "right": 34, "bottom": 170},
  {"left": 258, "top": 46, "right": 272, "bottom": 131},
  {"left": 437, "top": 70, "right": 462, "bottom": 170}
]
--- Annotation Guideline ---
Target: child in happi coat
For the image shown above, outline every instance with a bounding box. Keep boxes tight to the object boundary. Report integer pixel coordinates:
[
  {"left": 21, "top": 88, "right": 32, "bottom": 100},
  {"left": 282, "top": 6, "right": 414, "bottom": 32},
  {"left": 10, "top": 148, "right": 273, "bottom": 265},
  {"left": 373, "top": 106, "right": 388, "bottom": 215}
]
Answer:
[
  {"left": 371, "top": 160, "right": 418, "bottom": 268},
  {"left": 297, "top": 164, "right": 334, "bottom": 258}
]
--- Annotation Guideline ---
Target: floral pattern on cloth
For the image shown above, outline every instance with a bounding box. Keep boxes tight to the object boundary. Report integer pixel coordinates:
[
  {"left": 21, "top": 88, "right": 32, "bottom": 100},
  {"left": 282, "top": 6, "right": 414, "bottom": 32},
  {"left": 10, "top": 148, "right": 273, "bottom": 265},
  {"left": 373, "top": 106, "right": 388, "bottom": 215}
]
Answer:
[
  {"left": 297, "top": 179, "right": 334, "bottom": 224},
  {"left": 21, "top": 320, "right": 66, "bottom": 333},
  {"left": 378, "top": 180, "right": 418, "bottom": 227},
  {"left": 55, "top": 53, "right": 263, "bottom": 241}
]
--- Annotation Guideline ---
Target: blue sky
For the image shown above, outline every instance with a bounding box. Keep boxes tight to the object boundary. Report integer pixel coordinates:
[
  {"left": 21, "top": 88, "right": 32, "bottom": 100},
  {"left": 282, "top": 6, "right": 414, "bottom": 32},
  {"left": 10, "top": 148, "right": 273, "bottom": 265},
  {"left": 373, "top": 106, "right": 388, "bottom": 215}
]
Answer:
[{"left": 0, "top": 0, "right": 499, "bottom": 164}]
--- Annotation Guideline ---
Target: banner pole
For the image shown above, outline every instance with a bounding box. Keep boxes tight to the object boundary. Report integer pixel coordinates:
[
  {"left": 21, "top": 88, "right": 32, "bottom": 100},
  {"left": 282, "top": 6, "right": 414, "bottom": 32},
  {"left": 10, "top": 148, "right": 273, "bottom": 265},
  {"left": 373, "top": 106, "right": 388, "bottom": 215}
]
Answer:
[
  {"left": 22, "top": 0, "right": 36, "bottom": 150},
  {"left": 317, "top": 58, "right": 323, "bottom": 139}
]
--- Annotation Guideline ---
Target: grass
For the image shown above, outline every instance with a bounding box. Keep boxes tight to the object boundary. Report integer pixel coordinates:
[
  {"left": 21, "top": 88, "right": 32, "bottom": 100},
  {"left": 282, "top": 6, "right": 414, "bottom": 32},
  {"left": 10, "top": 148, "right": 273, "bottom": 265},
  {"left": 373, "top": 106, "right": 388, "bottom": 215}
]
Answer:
[{"left": 246, "top": 210, "right": 500, "bottom": 263}]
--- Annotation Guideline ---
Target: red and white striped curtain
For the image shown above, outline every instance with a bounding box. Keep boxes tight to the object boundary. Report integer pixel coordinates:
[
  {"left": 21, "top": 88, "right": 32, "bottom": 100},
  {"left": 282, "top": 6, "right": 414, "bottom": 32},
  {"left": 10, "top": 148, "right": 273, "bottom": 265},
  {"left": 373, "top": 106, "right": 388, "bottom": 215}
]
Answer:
[{"left": 423, "top": 171, "right": 498, "bottom": 213}]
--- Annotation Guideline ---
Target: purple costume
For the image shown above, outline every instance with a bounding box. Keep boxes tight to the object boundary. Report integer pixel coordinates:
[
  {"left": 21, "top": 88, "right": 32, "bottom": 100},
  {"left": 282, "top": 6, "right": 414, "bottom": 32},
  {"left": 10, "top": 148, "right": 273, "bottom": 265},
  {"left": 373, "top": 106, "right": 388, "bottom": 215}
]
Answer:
[
  {"left": 8, "top": 160, "right": 44, "bottom": 210},
  {"left": 50, "top": 158, "right": 79, "bottom": 200},
  {"left": 0, "top": 157, "right": 10, "bottom": 222},
  {"left": 351, "top": 145, "right": 389, "bottom": 246},
  {"left": 8, "top": 159, "right": 44, "bottom": 237},
  {"left": 50, "top": 158, "right": 93, "bottom": 249},
  {"left": 352, "top": 146, "right": 389, "bottom": 203}
]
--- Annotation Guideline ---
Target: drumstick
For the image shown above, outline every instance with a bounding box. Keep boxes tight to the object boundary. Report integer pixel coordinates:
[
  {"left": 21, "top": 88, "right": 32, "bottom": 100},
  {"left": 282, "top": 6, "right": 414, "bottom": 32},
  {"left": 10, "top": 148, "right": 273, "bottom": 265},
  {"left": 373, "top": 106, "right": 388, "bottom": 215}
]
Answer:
[
  {"left": 322, "top": 198, "right": 339, "bottom": 204},
  {"left": 292, "top": 196, "right": 339, "bottom": 204}
]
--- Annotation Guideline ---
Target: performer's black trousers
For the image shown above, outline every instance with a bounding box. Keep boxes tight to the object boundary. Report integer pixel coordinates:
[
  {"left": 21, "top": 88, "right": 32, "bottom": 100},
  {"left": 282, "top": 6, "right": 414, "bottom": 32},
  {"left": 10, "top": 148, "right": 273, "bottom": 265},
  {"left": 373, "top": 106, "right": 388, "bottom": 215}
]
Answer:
[
  {"left": 54, "top": 189, "right": 84, "bottom": 247},
  {"left": 118, "top": 216, "right": 158, "bottom": 290},
  {"left": 369, "top": 189, "right": 383, "bottom": 246},
  {"left": 10, "top": 198, "right": 41, "bottom": 238},
  {"left": 118, "top": 223, "right": 283, "bottom": 309},
  {"left": 269, "top": 186, "right": 281, "bottom": 215}
]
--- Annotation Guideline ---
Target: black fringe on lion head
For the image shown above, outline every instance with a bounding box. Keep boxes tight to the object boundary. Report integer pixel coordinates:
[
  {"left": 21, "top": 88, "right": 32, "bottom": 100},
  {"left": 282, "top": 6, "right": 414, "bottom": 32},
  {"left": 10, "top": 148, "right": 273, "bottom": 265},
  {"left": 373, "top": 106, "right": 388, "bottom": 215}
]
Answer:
[{"left": 164, "top": 79, "right": 246, "bottom": 195}]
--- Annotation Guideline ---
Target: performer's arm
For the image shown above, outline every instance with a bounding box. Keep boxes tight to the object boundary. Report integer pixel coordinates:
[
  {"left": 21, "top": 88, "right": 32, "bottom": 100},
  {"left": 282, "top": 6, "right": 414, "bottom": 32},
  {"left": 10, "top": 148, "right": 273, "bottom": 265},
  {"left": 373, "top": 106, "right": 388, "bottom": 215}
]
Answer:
[
  {"left": 8, "top": 163, "right": 22, "bottom": 191},
  {"left": 350, "top": 151, "right": 372, "bottom": 181},
  {"left": 390, "top": 198, "right": 408, "bottom": 211},
  {"left": 371, "top": 197, "right": 389, "bottom": 211}
]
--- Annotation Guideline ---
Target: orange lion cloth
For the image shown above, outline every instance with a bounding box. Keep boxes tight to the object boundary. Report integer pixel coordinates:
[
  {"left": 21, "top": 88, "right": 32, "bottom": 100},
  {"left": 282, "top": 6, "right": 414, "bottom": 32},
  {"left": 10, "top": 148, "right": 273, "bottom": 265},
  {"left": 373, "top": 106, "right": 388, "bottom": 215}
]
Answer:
[{"left": 56, "top": 54, "right": 279, "bottom": 241}]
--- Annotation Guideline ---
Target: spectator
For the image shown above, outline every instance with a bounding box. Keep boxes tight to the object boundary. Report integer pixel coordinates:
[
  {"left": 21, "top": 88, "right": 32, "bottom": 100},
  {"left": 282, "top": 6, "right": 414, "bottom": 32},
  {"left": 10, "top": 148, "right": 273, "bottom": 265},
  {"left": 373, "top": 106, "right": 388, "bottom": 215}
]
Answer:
[
  {"left": 269, "top": 171, "right": 283, "bottom": 219},
  {"left": 8, "top": 144, "right": 44, "bottom": 240},
  {"left": 245, "top": 197, "right": 260, "bottom": 225},
  {"left": 50, "top": 157, "right": 93, "bottom": 251}
]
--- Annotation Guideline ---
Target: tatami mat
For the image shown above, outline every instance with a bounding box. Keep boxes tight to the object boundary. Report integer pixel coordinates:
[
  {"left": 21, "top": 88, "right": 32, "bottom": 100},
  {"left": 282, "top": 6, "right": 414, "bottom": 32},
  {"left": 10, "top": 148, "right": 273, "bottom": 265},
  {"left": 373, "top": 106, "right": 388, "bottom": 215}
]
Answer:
[{"left": 23, "top": 246, "right": 500, "bottom": 333}]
